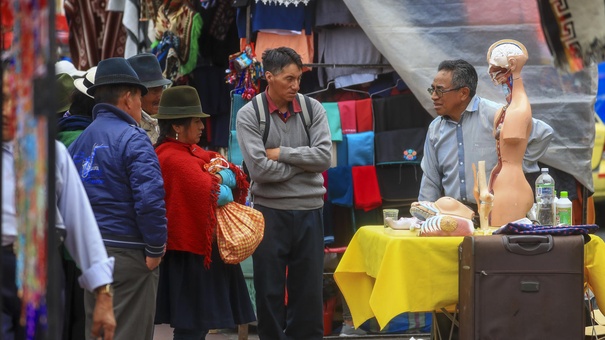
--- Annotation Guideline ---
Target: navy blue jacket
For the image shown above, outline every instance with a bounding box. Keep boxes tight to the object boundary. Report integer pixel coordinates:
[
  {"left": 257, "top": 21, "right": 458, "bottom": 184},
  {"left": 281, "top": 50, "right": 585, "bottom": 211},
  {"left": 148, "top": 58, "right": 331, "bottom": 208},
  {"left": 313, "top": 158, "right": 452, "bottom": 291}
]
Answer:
[{"left": 68, "top": 103, "right": 167, "bottom": 257}]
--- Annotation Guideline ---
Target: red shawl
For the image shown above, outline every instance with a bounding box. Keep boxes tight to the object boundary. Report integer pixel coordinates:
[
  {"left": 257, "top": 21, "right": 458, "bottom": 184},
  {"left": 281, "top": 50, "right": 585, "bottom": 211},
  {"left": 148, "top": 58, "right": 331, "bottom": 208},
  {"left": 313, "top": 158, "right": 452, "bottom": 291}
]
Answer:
[{"left": 156, "top": 140, "right": 248, "bottom": 267}]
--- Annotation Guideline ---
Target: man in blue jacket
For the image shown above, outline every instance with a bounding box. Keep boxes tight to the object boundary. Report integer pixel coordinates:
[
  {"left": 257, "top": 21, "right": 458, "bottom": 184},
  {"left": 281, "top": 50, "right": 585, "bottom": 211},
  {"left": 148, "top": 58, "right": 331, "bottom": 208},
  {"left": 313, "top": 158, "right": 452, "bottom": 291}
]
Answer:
[{"left": 68, "top": 57, "right": 167, "bottom": 340}]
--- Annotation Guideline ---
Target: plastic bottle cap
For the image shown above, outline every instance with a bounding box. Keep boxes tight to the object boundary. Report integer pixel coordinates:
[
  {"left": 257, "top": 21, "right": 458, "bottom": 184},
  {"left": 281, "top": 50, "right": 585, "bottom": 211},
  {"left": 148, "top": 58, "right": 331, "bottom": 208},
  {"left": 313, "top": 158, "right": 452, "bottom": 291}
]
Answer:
[
  {"left": 561, "top": 191, "right": 568, "bottom": 198},
  {"left": 541, "top": 167, "right": 549, "bottom": 172}
]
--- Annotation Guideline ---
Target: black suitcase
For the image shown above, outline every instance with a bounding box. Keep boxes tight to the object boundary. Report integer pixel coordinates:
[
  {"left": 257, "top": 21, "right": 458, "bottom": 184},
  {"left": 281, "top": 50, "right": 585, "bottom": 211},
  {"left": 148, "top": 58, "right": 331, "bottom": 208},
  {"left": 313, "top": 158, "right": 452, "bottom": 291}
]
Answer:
[{"left": 459, "top": 234, "right": 585, "bottom": 340}]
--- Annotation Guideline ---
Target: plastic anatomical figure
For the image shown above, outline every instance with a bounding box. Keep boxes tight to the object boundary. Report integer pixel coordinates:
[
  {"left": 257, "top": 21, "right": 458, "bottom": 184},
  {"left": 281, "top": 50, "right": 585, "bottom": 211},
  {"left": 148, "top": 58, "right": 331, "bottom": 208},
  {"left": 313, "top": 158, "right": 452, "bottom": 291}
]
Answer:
[
  {"left": 473, "top": 161, "right": 493, "bottom": 230},
  {"left": 486, "top": 39, "right": 534, "bottom": 226}
]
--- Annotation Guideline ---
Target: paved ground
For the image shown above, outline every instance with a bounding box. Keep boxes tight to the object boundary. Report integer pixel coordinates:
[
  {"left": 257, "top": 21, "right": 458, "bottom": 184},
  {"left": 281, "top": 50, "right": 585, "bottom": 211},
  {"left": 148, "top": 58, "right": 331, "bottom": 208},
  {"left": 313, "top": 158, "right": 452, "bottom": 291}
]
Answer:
[
  {"left": 154, "top": 324, "right": 260, "bottom": 340},
  {"left": 153, "top": 324, "right": 430, "bottom": 339}
]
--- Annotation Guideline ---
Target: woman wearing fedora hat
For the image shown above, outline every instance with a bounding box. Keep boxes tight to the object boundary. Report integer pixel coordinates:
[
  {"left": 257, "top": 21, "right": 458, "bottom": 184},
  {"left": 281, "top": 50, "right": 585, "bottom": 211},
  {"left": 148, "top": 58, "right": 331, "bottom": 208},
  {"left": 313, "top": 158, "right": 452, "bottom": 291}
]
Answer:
[{"left": 153, "top": 86, "right": 255, "bottom": 339}]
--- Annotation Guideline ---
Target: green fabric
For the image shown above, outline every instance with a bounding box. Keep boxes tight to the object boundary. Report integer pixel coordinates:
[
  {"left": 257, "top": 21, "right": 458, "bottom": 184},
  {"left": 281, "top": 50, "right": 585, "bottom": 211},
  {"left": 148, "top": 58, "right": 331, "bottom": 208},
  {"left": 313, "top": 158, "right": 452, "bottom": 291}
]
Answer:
[
  {"left": 57, "top": 130, "right": 83, "bottom": 148},
  {"left": 180, "top": 13, "right": 203, "bottom": 75}
]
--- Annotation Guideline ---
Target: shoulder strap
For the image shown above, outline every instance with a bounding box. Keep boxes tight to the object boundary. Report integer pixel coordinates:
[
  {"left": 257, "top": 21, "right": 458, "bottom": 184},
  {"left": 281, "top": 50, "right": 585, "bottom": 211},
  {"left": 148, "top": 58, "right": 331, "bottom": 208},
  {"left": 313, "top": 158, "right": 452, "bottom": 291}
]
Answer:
[
  {"left": 296, "top": 93, "right": 313, "bottom": 142},
  {"left": 251, "top": 92, "right": 271, "bottom": 145}
]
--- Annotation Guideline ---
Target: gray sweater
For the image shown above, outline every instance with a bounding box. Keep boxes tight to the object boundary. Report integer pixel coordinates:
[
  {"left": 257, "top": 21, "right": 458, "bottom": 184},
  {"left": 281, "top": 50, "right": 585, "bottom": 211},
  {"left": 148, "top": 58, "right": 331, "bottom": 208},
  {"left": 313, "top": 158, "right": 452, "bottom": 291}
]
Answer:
[{"left": 236, "top": 94, "right": 332, "bottom": 210}]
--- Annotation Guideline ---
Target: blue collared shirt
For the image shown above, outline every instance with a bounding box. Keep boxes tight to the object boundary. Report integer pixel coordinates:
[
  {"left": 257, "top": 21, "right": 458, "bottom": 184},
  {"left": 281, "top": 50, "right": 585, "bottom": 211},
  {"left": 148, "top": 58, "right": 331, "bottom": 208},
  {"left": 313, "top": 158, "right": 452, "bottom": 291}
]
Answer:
[{"left": 419, "top": 96, "right": 553, "bottom": 205}]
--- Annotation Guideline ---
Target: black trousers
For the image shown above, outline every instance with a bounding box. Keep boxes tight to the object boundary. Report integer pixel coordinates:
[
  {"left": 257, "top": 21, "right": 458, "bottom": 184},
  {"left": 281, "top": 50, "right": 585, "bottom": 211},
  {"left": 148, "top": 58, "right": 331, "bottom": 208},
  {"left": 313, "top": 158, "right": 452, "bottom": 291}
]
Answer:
[
  {"left": 2, "top": 245, "right": 25, "bottom": 340},
  {"left": 252, "top": 205, "right": 325, "bottom": 340}
]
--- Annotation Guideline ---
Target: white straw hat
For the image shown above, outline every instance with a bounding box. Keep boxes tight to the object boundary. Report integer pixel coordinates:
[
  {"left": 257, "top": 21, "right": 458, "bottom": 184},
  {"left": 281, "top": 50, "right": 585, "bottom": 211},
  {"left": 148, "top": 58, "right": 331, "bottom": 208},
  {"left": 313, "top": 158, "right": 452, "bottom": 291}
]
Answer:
[{"left": 73, "top": 67, "right": 97, "bottom": 98}]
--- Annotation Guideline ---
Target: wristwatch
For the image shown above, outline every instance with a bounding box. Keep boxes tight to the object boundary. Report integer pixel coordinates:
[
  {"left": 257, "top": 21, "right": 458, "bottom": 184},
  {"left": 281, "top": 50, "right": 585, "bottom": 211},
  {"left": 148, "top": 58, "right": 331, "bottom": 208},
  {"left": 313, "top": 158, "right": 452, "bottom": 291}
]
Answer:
[{"left": 95, "top": 283, "right": 114, "bottom": 297}]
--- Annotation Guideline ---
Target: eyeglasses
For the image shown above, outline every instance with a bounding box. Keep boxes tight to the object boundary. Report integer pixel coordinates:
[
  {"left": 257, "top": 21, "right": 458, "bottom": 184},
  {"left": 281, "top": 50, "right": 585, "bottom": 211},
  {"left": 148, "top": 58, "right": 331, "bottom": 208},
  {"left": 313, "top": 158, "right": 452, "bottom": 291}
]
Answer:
[
  {"left": 427, "top": 86, "right": 462, "bottom": 98},
  {"left": 148, "top": 84, "right": 170, "bottom": 93}
]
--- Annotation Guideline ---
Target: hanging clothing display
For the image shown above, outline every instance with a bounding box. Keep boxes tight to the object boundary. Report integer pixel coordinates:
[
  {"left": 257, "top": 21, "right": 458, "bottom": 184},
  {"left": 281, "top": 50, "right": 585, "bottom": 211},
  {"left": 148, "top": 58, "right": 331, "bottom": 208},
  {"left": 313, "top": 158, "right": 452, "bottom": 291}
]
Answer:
[
  {"left": 64, "top": 0, "right": 126, "bottom": 70},
  {"left": 538, "top": 0, "right": 605, "bottom": 73},
  {"left": 107, "top": 0, "right": 153, "bottom": 58},
  {"left": 153, "top": 0, "right": 203, "bottom": 80}
]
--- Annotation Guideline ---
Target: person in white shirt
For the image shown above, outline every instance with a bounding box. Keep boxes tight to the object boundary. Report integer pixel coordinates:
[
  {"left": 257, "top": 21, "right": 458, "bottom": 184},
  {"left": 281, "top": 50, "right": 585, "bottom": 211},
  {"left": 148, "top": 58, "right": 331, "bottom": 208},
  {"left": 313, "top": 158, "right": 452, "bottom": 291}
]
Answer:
[{"left": 2, "top": 67, "right": 116, "bottom": 340}]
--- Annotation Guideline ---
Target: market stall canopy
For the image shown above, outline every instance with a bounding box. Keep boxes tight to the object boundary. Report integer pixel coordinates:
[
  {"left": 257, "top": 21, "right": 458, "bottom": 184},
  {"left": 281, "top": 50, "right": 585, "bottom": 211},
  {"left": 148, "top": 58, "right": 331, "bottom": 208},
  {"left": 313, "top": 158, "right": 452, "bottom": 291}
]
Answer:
[{"left": 343, "top": 0, "right": 598, "bottom": 192}]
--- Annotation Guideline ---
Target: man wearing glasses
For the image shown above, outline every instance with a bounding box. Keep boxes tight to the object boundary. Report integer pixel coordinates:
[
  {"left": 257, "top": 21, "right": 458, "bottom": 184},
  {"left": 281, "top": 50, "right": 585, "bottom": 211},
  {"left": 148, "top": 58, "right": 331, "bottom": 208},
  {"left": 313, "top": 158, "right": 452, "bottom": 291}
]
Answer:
[
  {"left": 128, "top": 53, "right": 173, "bottom": 145},
  {"left": 418, "top": 59, "right": 553, "bottom": 213}
]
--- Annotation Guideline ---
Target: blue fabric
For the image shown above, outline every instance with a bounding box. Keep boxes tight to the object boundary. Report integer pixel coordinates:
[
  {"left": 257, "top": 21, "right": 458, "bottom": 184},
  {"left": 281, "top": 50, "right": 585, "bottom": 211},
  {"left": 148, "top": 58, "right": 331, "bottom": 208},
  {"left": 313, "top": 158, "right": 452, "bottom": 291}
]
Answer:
[
  {"left": 231, "top": 93, "right": 247, "bottom": 131},
  {"left": 346, "top": 131, "right": 374, "bottom": 166},
  {"left": 493, "top": 223, "right": 599, "bottom": 235},
  {"left": 228, "top": 130, "right": 243, "bottom": 166},
  {"left": 236, "top": 1, "right": 314, "bottom": 38},
  {"left": 57, "top": 115, "right": 93, "bottom": 132},
  {"left": 327, "top": 166, "right": 353, "bottom": 207},
  {"left": 217, "top": 185, "right": 234, "bottom": 206},
  {"left": 336, "top": 139, "right": 348, "bottom": 167},
  {"left": 218, "top": 169, "right": 236, "bottom": 188}
]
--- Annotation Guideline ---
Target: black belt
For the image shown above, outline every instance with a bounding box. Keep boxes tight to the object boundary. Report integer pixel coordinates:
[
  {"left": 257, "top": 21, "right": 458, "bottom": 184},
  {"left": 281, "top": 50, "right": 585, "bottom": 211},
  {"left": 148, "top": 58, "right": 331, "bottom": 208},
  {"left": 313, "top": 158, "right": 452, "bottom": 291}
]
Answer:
[{"left": 2, "top": 243, "right": 14, "bottom": 252}]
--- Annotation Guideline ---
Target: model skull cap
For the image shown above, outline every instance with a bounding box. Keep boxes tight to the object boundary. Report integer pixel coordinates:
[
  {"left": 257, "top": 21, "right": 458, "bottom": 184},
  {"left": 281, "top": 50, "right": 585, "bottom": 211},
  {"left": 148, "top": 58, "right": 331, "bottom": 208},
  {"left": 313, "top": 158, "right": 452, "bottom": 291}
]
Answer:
[
  {"left": 487, "top": 39, "right": 528, "bottom": 68},
  {"left": 86, "top": 57, "right": 148, "bottom": 96},
  {"left": 127, "top": 53, "right": 172, "bottom": 89},
  {"left": 153, "top": 85, "right": 210, "bottom": 119}
]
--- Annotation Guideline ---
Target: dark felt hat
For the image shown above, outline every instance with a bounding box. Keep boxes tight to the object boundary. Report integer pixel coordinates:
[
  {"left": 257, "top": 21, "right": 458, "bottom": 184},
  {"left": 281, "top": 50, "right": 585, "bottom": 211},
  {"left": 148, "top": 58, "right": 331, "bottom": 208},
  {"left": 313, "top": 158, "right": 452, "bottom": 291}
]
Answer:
[
  {"left": 127, "top": 53, "right": 172, "bottom": 89},
  {"left": 86, "top": 58, "right": 148, "bottom": 96},
  {"left": 153, "top": 86, "right": 210, "bottom": 119},
  {"left": 56, "top": 73, "right": 75, "bottom": 114}
]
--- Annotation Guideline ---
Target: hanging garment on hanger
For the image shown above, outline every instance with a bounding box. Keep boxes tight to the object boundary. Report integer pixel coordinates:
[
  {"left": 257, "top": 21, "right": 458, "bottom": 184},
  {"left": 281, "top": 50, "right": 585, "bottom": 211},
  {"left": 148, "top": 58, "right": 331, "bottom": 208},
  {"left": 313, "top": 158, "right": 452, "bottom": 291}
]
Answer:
[
  {"left": 346, "top": 132, "right": 374, "bottom": 167},
  {"left": 322, "top": 102, "right": 343, "bottom": 142},
  {"left": 352, "top": 165, "right": 382, "bottom": 212},
  {"left": 337, "top": 101, "right": 357, "bottom": 135},
  {"left": 255, "top": 29, "right": 314, "bottom": 68},
  {"left": 317, "top": 26, "right": 387, "bottom": 87},
  {"left": 236, "top": 0, "right": 314, "bottom": 39},
  {"left": 372, "top": 92, "right": 433, "bottom": 133},
  {"left": 355, "top": 99, "right": 373, "bottom": 133},
  {"left": 327, "top": 166, "right": 354, "bottom": 208}
]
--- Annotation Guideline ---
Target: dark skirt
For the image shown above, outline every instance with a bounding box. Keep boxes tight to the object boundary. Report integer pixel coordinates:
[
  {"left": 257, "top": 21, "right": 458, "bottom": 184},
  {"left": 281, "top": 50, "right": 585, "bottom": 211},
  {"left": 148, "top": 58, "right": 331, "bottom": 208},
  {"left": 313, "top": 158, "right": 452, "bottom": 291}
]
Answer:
[{"left": 154, "top": 244, "right": 256, "bottom": 330}]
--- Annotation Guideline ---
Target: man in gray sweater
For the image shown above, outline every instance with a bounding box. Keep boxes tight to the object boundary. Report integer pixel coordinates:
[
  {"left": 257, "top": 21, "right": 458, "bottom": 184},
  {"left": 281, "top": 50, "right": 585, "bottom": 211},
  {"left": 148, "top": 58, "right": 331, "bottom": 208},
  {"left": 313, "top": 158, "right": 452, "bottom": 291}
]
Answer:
[{"left": 236, "top": 47, "right": 332, "bottom": 340}]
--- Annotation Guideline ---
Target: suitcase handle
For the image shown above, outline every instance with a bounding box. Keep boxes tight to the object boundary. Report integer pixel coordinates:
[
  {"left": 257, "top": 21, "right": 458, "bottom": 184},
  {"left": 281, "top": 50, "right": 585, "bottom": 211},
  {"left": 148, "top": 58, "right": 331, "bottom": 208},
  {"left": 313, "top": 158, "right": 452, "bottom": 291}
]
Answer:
[{"left": 502, "top": 235, "right": 554, "bottom": 255}]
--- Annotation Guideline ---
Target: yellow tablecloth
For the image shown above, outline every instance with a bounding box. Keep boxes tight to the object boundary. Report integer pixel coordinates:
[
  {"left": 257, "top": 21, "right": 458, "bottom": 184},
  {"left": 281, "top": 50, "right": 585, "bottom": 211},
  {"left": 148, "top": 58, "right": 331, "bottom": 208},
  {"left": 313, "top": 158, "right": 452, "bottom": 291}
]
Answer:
[{"left": 333, "top": 225, "right": 605, "bottom": 330}]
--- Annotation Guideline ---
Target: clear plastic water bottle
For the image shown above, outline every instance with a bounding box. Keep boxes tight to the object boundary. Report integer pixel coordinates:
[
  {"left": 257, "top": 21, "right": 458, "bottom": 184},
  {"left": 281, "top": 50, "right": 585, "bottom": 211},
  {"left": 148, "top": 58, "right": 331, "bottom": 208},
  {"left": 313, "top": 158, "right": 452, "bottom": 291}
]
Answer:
[{"left": 535, "top": 168, "right": 555, "bottom": 225}]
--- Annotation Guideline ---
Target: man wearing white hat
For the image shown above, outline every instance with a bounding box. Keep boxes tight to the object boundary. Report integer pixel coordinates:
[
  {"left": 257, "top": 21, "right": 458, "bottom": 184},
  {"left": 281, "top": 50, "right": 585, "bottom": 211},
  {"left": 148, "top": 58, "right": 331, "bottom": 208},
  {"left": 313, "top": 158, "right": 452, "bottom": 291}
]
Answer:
[{"left": 55, "top": 59, "right": 86, "bottom": 78}]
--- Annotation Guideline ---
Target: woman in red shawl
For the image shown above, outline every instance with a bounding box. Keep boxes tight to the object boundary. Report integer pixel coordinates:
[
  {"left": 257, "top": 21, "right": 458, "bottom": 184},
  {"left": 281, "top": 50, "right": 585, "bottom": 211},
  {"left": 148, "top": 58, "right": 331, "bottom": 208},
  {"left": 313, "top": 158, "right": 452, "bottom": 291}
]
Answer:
[{"left": 153, "top": 85, "right": 255, "bottom": 339}]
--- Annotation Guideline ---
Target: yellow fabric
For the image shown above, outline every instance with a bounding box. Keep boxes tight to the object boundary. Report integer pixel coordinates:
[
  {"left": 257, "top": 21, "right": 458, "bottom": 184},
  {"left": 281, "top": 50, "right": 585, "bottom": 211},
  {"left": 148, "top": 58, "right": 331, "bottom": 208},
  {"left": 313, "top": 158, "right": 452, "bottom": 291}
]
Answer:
[
  {"left": 334, "top": 226, "right": 605, "bottom": 331},
  {"left": 586, "top": 234, "right": 605, "bottom": 309}
]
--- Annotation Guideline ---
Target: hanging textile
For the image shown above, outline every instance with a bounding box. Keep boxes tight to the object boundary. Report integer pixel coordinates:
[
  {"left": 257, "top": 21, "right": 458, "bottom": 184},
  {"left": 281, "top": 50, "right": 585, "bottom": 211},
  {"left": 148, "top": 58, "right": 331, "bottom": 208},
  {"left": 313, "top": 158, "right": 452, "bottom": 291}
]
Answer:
[
  {"left": 153, "top": 0, "right": 203, "bottom": 80},
  {"left": 4, "top": 0, "right": 51, "bottom": 337},
  {"left": 538, "top": 0, "right": 605, "bottom": 74},
  {"left": 64, "top": 0, "right": 126, "bottom": 70}
]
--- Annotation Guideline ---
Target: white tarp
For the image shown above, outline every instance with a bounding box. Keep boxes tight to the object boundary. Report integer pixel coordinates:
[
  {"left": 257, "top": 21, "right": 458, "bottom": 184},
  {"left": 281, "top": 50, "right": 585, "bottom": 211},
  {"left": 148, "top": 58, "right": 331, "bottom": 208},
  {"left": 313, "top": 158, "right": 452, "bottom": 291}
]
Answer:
[{"left": 344, "top": 0, "right": 597, "bottom": 191}]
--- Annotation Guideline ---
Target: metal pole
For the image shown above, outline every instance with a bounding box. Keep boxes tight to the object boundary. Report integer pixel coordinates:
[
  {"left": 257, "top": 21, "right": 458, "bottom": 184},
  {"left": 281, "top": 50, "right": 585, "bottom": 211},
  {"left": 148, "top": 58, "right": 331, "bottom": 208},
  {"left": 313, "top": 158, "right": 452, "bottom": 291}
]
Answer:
[{"left": 44, "top": 1, "right": 61, "bottom": 338}]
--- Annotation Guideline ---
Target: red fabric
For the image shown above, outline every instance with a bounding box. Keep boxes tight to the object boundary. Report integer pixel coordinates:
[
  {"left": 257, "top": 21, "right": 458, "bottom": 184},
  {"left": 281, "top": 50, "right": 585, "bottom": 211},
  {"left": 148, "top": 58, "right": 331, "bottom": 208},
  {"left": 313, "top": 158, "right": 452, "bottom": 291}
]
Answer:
[
  {"left": 355, "top": 98, "right": 373, "bottom": 132},
  {"left": 1, "top": 1, "right": 13, "bottom": 50},
  {"left": 337, "top": 100, "right": 357, "bottom": 134},
  {"left": 352, "top": 165, "right": 382, "bottom": 212},
  {"left": 156, "top": 139, "right": 248, "bottom": 267}
]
